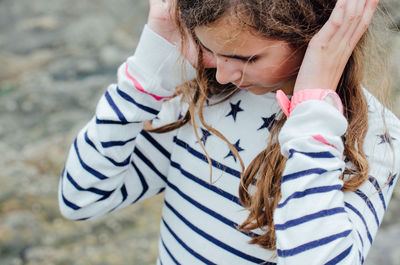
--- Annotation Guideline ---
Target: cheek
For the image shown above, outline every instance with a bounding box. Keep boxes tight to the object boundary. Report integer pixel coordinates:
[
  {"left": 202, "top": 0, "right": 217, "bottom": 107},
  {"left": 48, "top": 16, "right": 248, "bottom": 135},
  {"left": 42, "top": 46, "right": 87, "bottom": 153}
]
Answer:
[
  {"left": 263, "top": 55, "right": 302, "bottom": 78},
  {"left": 200, "top": 49, "right": 217, "bottom": 68}
]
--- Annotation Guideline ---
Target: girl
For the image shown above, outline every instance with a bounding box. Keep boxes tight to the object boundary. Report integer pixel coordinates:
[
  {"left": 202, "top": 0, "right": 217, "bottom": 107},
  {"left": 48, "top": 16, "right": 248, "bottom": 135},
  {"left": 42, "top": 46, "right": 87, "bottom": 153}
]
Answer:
[{"left": 59, "top": 0, "right": 400, "bottom": 264}]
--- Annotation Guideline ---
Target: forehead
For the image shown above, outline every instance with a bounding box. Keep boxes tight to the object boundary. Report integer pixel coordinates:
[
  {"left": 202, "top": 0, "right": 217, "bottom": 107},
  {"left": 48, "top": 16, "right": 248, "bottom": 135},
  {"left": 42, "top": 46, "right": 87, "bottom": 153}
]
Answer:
[{"left": 194, "top": 15, "right": 291, "bottom": 56}]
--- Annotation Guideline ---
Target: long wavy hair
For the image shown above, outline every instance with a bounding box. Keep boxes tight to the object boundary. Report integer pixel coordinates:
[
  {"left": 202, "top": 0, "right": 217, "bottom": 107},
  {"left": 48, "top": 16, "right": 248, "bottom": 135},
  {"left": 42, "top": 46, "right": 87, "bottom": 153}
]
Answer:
[{"left": 146, "top": 0, "right": 392, "bottom": 249}]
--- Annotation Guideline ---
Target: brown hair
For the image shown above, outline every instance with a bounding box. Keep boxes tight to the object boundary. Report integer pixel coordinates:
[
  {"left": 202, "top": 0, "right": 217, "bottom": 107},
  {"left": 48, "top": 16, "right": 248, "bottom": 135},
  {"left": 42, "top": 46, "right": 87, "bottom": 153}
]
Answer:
[{"left": 146, "top": 0, "right": 392, "bottom": 250}]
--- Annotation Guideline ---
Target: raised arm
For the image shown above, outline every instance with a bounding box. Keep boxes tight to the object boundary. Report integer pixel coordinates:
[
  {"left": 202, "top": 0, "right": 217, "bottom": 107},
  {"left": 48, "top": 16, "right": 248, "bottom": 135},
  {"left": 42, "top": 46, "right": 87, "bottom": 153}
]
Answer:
[
  {"left": 274, "top": 0, "right": 400, "bottom": 263},
  {"left": 59, "top": 0, "right": 196, "bottom": 220}
]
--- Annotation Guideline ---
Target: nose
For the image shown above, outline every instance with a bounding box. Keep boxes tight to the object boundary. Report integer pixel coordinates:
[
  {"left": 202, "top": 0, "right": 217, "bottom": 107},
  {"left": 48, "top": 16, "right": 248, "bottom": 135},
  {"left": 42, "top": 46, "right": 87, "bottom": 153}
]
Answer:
[{"left": 215, "top": 57, "right": 242, "bottom": 85}]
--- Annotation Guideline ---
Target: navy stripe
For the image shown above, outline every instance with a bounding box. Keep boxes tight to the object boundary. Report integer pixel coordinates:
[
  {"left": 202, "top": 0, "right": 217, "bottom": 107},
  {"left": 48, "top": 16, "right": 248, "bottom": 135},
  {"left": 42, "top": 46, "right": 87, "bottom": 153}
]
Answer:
[
  {"left": 131, "top": 162, "right": 149, "bottom": 203},
  {"left": 170, "top": 160, "right": 241, "bottom": 206},
  {"left": 60, "top": 169, "right": 81, "bottom": 211},
  {"left": 120, "top": 184, "right": 128, "bottom": 202},
  {"left": 281, "top": 168, "right": 328, "bottom": 183},
  {"left": 66, "top": 171, "right": 113, "bottom": 199},
  {"left": 162, "top": 218, "right": 217, "bottom": 265},
  {"left": 116, "top": 86, "right": 159, "bottom": 115},
  {"left": 105, "top": 91, "right": 127, "bottom": 123},
  {"left": 96, "top": 117, "right": 139, "bottom": 125},
  {"left": 325, "top": 245, "right": 353, "bottom": 265},
  {"left": 288, "top": 149, "right": 335, "bottom": 159},
  {"left": 368, "top": 176, "right": 386, "bottom": 210},
  {"left": 357, "top": 230, "right": 364, "bottom": 248},
  {"left": 62, "top": 193, "right": 81, "bottom": 210},
  {"left": 141, "top": 130, "right": 171, "bottom": 159},
  {"left": 355, "top": 189, "right": 380, "bottom": 227},
  {"left": 108, "top": 184, "right": 129, "bottom": 213},
  {"left": 174, "top": 136, "right": 241, "bottom": 178},
  {"left": 84, "top": 131, "right": 130, "bottom": 167},
  {"left": 74, "top": 138, "right": 108, "bottom": 180},
  {"left": 275, "top": 207, "right": 345, "bottom": 230},
  {"left": 101, "top": 137, "right": 136, "bottom": 148},
  {"left": 157, "top": 187, "right": 166, "bottom": 194},
  {"left": 164, "top": 200, "right": 268, "bottom": 264},
  {"left": 160, "top": 237, "right": 181, "bottom": 265},
  {"left": 347, "top": 216, "right": 365, "bottom": 249},
  {"left": 133, "top": 147, "right": 168, "bottom": 183},
  {"left": 277, "top": 229, "right": 352, "bottom": 257},
  {"left": 168, "top": 181, "right": 259, "bottom": 238},
  {"left": 278, "top": 185, "right": 342, "bottom": 208},
  {"left": 344, "top": 202, "right": 373, "bottom": 244}
]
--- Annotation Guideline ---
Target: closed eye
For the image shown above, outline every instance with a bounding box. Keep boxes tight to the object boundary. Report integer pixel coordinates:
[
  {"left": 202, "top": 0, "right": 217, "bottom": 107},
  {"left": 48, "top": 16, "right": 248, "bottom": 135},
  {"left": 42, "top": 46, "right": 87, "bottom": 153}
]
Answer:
[
  {"left": 246, "top": 56, "right": 258, "bottom": 63},
  {"left": 198, "top": 39, "right": 258, "bottom": 64}
]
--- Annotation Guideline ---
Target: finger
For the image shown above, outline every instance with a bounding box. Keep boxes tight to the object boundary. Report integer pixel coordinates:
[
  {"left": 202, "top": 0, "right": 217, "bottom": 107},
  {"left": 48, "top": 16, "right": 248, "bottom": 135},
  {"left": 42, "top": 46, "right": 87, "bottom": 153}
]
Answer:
[
  {"left": 350, "top": 0, "right": 379, "bottom": 46},
  {"left": 346, "top": 0, "right": 367, "bottom": 33},
  {"left": 314, "top": 0, "right": 346, "bottom": 43},
  {"left": 331, "top": 0, "right": 362, "bottom": 44},
  {"left": 343, "top": 0, "right": 367, "bottom": 41}
]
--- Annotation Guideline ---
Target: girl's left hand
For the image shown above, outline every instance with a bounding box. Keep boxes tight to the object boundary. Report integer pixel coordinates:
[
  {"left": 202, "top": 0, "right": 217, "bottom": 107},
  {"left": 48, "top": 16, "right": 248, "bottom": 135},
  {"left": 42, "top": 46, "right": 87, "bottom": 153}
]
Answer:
[{"left": 293, "top": 0, "right": 379, "bottom": 93}]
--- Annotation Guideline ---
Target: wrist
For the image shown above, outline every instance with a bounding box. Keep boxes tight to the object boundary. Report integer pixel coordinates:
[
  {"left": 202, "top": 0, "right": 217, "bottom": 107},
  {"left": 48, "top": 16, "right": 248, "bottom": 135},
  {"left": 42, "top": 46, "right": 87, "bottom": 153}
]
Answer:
[
  {"left": 276, "top": 89, "right": 343, "bottom": 117},
  {"left": 146, "top": 20, "right": 179, "bottom": 46}
]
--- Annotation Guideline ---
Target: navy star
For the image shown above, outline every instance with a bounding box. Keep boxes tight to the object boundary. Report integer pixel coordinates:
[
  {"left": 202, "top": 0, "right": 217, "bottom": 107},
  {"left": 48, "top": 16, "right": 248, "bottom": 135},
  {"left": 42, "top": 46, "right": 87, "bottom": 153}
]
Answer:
[
  {"left": 224, "top": 139, "right": 244, "bottom": 162},
  {"left": 377, "top": 132, "right": 396, "bottom": 145},
  {"left": 388, "top": 173, "right": 397, "bottom": 188},
  {"left": 200, "top": 128, "right": 212, "bottom": 145},
  {"left": 258, "top": 114, "right": 276, "bottom": 131},
  {"left": 225, "top": 100, "right": 244, "bottom": 122}
]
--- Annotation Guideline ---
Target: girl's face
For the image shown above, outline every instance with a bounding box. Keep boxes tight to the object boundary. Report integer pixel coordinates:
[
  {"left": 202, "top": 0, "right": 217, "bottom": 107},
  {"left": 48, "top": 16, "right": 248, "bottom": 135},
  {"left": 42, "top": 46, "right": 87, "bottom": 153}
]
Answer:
[{"left": 194, "top": 17, "right": 304, "bottom": 95}]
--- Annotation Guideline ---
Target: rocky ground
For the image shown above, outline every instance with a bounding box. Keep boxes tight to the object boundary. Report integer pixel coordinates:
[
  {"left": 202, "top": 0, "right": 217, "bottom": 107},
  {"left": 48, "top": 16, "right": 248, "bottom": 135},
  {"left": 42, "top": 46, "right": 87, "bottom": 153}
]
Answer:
[{"left": 0, "top": 0, "right": 399, "bottom": 264}]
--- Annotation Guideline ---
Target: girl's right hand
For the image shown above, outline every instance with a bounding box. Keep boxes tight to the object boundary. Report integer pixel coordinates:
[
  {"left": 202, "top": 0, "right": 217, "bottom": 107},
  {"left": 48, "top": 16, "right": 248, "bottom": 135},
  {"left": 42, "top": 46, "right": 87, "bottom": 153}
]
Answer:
[{"left": 147, "top": 0, "right": 197, "bottom": 66}]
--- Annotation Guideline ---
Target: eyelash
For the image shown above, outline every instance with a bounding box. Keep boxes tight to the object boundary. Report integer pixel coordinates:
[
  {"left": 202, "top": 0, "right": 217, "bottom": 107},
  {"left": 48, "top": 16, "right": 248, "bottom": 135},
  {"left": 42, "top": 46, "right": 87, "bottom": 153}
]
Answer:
[
  {"left": 247, "top": 57, "right": 258, "bottom": 63},
  {"left": 200, "top": 46, "right": 258, "bottom": 64}
]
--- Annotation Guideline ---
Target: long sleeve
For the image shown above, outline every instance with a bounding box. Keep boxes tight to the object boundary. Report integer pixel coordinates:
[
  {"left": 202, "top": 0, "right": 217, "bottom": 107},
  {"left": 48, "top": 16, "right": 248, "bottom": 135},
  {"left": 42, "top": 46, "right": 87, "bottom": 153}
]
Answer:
[
  {"left": 58, "top": 25, "right": 195, "bottom": 220},
  {"left": 274, "top": 99, "right": 400, "bottom": 264}
]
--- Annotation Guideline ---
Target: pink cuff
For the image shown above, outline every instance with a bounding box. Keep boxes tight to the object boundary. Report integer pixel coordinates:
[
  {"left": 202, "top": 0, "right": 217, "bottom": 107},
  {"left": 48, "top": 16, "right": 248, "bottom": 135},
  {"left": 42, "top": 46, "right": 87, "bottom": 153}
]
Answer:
[
  {"left": 125, "top": 63, "right": 174, "bottom": 101},
  {"left": 276, "top": 89, "right": 343, "bottom": 117}
]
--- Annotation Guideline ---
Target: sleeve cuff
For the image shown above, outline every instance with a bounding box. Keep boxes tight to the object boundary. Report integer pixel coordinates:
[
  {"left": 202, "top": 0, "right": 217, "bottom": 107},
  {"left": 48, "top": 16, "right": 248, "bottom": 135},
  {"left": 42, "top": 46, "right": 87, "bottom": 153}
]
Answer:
[{"left": 127, "top": 25, "right": 196, "bottom": 97}]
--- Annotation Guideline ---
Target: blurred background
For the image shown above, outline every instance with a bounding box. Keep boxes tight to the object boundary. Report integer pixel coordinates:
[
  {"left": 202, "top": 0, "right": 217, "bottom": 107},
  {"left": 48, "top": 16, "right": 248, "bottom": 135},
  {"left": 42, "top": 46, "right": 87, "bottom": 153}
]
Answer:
[{"left": 0, "top": 0, "right": 399, "bottom": 264}]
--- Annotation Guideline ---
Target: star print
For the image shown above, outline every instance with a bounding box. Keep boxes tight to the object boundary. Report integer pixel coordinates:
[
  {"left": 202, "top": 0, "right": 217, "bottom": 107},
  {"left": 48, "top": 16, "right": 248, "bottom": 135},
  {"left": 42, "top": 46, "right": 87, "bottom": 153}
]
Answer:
[
  {"left": 225, "top": 100, "right": 244, "bottom": 122},
  {"left": 224, "top": 139, "right": 244, "bottom": 162},
  {"left": 377, "top": 132, "right": 396, "bottom": 145},
  {"left": 388, "top": 173, "right": 397, "bottom": 188},
  {"left": 258, "top": 114, "right": 276, "bottom": 131},
  {"left": 200, "top": 128, "right": 211, "bottom": 146}
]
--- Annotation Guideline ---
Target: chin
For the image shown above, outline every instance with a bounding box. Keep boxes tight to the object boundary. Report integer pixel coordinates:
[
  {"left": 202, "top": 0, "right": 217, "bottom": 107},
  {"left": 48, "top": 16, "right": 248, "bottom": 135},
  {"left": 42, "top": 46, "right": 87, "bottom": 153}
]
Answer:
[{"left": 245, "top": 86, "right": 278, "bottom": 95}]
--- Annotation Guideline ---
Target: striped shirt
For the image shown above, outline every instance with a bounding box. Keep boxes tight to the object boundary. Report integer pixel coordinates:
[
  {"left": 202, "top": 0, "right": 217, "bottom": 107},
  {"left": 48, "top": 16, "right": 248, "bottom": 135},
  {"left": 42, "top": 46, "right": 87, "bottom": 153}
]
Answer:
[{"left": 59, "top": 25, "right": 400, "bottom": 264}]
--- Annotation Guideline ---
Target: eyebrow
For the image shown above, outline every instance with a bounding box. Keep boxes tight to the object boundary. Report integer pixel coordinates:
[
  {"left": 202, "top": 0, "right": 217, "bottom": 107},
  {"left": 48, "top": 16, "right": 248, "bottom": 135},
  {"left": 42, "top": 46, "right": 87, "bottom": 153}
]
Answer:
[{"left": 197, "top": 38, "right": 256, "bottom": 61}]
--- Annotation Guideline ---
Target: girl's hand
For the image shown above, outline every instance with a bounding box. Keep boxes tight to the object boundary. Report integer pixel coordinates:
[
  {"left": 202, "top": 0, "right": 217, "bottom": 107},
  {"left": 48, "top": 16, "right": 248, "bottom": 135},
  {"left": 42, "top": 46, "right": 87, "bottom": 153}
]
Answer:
[
  {"left": 293, "top": 0, "right": 379, "bottom": 93},
  {"left": 147, "top": 0, "right": 197, "bottom": 66}
]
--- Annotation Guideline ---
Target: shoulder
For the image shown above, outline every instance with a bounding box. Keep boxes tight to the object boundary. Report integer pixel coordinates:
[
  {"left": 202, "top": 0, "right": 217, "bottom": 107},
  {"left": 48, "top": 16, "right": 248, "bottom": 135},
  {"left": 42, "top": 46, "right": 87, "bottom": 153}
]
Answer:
[
  {"left": 362, "top": 88, "right": 400, "bottom": 182},
  {"left": 151, "top": 94, "right": 189, "bottom": 127},
  {"left": 363, "top": 88, "right": 400, "bottom": 138}
]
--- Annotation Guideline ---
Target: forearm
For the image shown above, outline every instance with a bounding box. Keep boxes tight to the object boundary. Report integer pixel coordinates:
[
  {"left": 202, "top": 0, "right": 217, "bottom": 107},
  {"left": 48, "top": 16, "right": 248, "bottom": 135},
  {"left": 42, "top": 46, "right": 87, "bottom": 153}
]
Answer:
[{"left": 274, "top": 100, "right": 361, "bottom": 264}]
